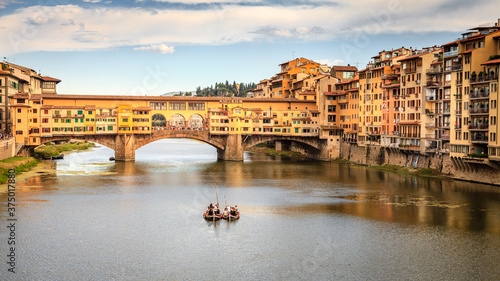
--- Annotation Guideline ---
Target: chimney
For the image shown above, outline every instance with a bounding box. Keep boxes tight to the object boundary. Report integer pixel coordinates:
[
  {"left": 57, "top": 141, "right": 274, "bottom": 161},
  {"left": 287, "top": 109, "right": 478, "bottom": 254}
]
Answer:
[{"left": 497, "top": 18, "right": 500, "bottom": 27}]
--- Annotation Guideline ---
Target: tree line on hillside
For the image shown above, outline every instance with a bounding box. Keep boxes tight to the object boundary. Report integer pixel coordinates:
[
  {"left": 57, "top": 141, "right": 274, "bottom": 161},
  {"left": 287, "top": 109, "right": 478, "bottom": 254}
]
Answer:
[{"left": 190, "top": 81, "right": 257, "bottom": 97}]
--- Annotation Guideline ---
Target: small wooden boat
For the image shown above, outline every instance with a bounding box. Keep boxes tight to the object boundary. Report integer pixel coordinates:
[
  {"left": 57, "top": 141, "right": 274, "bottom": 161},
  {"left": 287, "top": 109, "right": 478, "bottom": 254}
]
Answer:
[
  {"left": 203, "top": 210, "right": 222, "bottom": 221},
  {"left": 109, "top": 157, "right": 115, "bottom": 161},
  {"left": 51, "top": 155, "right": 64, "bottom": 160},
  {"left": 222, "top": 212, "right": 240, "bottom": 220}
]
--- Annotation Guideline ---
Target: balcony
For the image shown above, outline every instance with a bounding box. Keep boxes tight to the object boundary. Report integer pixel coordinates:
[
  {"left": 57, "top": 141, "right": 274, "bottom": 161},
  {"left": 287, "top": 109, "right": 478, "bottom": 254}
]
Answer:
[
  {"left": 425, "top": 123, "right": 437, "bottom": 129},
  {"left": 445, "top": 65, "right": 463, "bottom": 72},
  {"left": 443, "top": 50, "right": 458, "bottom": 58},
  {"left": 441, "top": 123, "right": 450, "bottom": 129},
  {"left": 471, "top": 135, "right": 488, "bottom": 143},
  {"left": 425, "top": 95, "right": 437, "bottom": 101},
  {"left": 470, "top": 91, "right": 490, "bottom": 99},
  {"left": 455, "top": 125, "right": 462, "bottom": 130},
  {"left": 443, "top": 108, "right": 451, "bottom": 115},
  {"left": 426, "top": 68, "right": 443, "bottom": 75},
  {"left": 404, "top": 67, "right": 417, "bottom": 74},
  {"left": 455, "top": 109, "right": 462, "bottom": 115},
  {"left": 426, "top": 134, "right": 450, "bottom": 140},
  {"left": 425, "top": 109, "right": 436, "bottom": 115},
  {"left": 454, "top": 94, "right": 462, "bottom": 100},
  {"left": 426, "top": 82, "right": 442, "bottom": 88},
  {"left": 468, "top": 124, "right": 489, "bottom": 130},
  {"left": 456, "top": 80, "right": 463, "bottom": 86},
  {"left": 470, "top": 74, "right": 498, "bottom": 84},
  {"left": 469, "top": 108, "right": 489, "bottom": 115}
]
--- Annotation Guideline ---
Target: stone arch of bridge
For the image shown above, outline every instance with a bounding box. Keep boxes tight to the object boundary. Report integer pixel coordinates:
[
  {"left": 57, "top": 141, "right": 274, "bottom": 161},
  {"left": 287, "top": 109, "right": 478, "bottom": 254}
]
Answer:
[
  {"left": 135, "top": 131, "right": 225, "bottom": 151},
  {"left": 40, "top": 136, "right": 116, "bottom": 151},
  {"left": 242, "top": 135, "right": 322, "bottom": 152}
]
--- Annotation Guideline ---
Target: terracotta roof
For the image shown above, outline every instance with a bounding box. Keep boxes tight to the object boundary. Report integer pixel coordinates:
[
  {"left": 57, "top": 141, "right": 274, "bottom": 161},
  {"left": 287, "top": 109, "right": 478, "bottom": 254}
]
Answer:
[
  {"left": 324, "top": 92, "right": 347, "bottom": 96},
  {"left": 358, "top": 68, "right": 368, "bottom": 73},
  {"left": 300, "top": 90, "right": 316, "bottom": 95},
  {"left": 482, "top": 59, "right": 500, "bottom": 65},
  {"left": 41, "top": 105, "right": 54, "bottom": 109},
  {"left": 431, "top": 61, "right": 443, "bottom": 65},
  {"left": 337, "top": 79, "right": 357, "bottom": 85},
  {"left": 12, "top": 93, "right": 29, "bottom": 98},
  {"left": 29, "top": 94, "right": 42, "bottom": 100},
  {"left": 459, "top": 49, "right": 475, "bottom": 55},
  {"left": 460, "top": 34, "right": 486, "bottom": 44},
  {"left": 398, "top": 53, "right": 424, "bottom": 62},
  {"left": 11, "top": 104, "right": 31, "bottom": 108},
  {"left": 84, "top": 105, "right": 97, "bottom": 110},
  {"left": 41, "top": 76, "right": 61, "bottom": 83},
  {"left": 332, "top": 66, "right": 357, "bottom": 71},
  {"left": 346, "top": 88, "right": 359, "bottom": 92},
  {"left": 442, "top": 39, "right": 460, "bottom": 47},
  {"left": 309, "top": 110, "right": 320, "bottom": 113}
]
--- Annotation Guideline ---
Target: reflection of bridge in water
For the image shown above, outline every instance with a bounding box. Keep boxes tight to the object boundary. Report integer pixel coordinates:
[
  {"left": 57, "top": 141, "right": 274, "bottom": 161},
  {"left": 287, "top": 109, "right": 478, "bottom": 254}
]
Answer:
[{"left": 41, "top": 128, "right": 331, "bottom": 161}]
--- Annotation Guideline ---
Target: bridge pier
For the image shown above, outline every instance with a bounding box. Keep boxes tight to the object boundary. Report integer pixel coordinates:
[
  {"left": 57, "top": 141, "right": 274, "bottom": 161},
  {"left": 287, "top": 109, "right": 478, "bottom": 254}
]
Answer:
[
  {"left": 217, "top": 134, "right": 244, "bottom": 161},
  {"left": 115, "top": 134, "right": 136, "bottom": 161}
]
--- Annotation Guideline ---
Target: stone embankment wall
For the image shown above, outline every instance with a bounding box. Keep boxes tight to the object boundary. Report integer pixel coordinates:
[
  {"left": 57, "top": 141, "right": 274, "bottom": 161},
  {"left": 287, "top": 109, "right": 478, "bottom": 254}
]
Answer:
[
  {"left": 0, "top": 138, "right": 16, "bottom": 160},
  {"left": 339, "top": 142, "right": 500, "bottom": 186}
]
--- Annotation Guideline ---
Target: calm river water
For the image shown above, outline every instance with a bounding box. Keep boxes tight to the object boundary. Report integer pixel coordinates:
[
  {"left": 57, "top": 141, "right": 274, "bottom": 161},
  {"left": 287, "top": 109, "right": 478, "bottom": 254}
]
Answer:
[{"left": 1, "top": 139, "right": 500, "bottom": 280}]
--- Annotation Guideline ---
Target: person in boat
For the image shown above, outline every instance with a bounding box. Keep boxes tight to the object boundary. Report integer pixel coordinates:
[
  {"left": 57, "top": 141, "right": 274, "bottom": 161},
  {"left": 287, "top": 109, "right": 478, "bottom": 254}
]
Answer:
[
  {"left": 207, "top": 205, "right": 213, "bottom": 216},
  {"left": 214, "top": 204, "right": 220, "bottom": 215},
  {"left": 223, "top": 205, "right": 228, "bottom": 217},
  {"left": 230, "top": 206, "right": 236, "bottom": 216},
  {"left": 234, "top": 205, "right": 239, "bottom": 214}
]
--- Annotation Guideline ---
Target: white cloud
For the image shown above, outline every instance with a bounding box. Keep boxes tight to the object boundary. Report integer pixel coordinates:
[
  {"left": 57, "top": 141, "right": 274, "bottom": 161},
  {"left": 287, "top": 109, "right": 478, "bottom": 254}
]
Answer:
[
  {"left": 0, "top": 0, "right": 19, "bottom": 9},
  {"left": 133, "top": 43, "right": 174, "bottom": 54},
  {"left": 0, "top": 1, "right": 499, "bottom": 54},
  {"left": 83, "top": 0, "right": 102, "bottom": 3},
  {"left": 317, "top": 59, "right": 344, "bottom": 66}
]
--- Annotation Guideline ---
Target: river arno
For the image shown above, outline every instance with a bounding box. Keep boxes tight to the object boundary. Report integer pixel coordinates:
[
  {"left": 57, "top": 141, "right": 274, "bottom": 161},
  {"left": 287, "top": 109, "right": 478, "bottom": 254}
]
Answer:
[{"left": 1, "top": 139, "right": 499, "bottom": 280}]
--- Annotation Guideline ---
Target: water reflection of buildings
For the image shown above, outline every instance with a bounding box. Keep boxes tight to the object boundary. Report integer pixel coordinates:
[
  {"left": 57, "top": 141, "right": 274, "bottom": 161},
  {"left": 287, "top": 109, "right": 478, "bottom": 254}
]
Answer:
[{"left": 203, "top": 159, "right": 500, "bottom": 235}]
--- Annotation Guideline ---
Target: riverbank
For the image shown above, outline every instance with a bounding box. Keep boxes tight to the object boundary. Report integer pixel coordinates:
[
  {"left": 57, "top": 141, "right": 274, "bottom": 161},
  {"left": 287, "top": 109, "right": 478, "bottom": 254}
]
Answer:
[
  {"left": 0, "top": 157, "right": 42, "bottom": 191},
  {"left": 334, "top": 158, "right": 445, "bottom": 179},
  {"left": 34, "top": 140, "right": 95, "bottom": 159},
  {"left": 245, "top": 146, "right": 305, "bottom": 159}
]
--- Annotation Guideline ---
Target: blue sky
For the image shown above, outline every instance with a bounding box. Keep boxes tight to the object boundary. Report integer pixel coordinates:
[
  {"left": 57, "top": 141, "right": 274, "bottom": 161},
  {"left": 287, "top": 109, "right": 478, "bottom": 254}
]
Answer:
[{"left": 1, "top": 0, "right": 499, "bottom": 95}]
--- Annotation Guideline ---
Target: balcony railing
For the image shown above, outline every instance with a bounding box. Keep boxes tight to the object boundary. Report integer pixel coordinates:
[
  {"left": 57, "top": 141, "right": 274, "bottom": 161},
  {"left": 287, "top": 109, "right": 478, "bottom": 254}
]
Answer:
[
  {"left": 468, "top": 124, "right": 489, "bottom": 130},
  {"left": 469, "top": 108, "right": 489, "bottom": 114},
  {"left": 443, "top": 50, "right": 458, "bottom": 58},
  {"left": 425, "top": 123, "right": 437, "bottom": 129},
  {"left": 426, "top": 68, "right": 443, "bottom": 75},
  {"left": 470, "top": 91, "right": 490, "bottom": 99},
  {"left": 470, "top": 74, "right": 498, "bottom": 84},
  {"left": 426, "top": 82, "right": 442, "bottom": 88},
  {"left": 455, "top": 110, "right": 462, "bottom": 115},
  {"left": 425, "top": 96, "right": 437, "bottom": 101},
  {"left": 441, "top": 123, "right": 450, "bottom": 128},
  {"left": 445, "top": 65, "right": 463, "bottom": 72},
  {"left": 471, "top": 136, "right": 488, "bottom": 142}
]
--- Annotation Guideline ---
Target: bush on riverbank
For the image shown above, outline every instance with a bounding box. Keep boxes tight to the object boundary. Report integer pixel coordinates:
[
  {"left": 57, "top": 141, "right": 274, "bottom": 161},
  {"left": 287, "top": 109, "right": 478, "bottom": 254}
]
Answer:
[
  {"left": 0, "top": 156, "right": 39, "bottom": 184},
  {"left": 34, "top": 141, "right": 95, "bottom": 159}
]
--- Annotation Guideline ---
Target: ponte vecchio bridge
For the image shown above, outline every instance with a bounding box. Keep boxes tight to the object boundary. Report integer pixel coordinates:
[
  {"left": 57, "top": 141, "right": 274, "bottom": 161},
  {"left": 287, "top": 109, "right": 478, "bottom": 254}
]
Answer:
[{"left": 11, "top": 94, "right": 339, "bottom": 161}]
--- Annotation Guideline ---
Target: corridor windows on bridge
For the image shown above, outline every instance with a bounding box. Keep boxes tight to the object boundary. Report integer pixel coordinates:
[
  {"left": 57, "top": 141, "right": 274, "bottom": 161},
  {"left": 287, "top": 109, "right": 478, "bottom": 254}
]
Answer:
[
  {"left": 169, "top": 102, "right": 186, "bottom": 111},
  {"left": 150, "top": 102, "right": 166, "bottom": 110},
  {"left": 188, "top": 103, "right": 205, "bottom": 111}
]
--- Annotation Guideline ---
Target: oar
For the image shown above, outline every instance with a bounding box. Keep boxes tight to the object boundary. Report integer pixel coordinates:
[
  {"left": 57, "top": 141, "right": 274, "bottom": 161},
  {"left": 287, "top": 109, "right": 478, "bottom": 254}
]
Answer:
[{"left": 213, "top": 176, "right": 219, "bottom": 207}]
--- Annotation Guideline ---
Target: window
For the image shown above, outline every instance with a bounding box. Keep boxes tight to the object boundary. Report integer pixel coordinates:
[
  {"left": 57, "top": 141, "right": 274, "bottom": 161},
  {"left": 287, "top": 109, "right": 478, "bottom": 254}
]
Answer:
[
  {"left": 33, "top": 109, "right": 37, "bottom": 114},
  {"left": 88, "top": 111, "right": 92, "bottom": 115},
  {"left": 169, "top": 102, "right": 186, "bottom": 110},
  {"left": 108, "top": 126, "right": 113, "bottom": 131},
  {"left": 16, "top": 131, "right": 23, "bottom": 135},
  {"left": 17, "top": 119, "right": 21, "bottom": 123},
  {"left": 17, "top": 109, "right": 21, "bottom": 113},
  {"left": 123, "top": 118, "right": 128, "bottom": 122}
]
